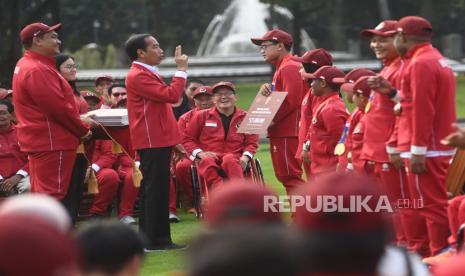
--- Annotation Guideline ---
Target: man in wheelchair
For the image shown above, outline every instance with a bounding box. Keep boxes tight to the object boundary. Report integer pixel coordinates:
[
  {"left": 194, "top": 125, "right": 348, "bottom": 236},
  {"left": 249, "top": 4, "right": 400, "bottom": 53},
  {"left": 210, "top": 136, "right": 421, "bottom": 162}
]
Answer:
[{"left": 183, "top": 81, "right": 259, "bottom": 190}]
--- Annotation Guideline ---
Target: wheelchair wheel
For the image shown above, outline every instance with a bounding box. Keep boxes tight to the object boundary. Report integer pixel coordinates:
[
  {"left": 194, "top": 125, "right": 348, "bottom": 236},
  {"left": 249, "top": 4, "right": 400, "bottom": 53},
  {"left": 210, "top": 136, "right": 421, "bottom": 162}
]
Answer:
[{"left": 190, "top": 163, "right": 202, "bottom": 219}]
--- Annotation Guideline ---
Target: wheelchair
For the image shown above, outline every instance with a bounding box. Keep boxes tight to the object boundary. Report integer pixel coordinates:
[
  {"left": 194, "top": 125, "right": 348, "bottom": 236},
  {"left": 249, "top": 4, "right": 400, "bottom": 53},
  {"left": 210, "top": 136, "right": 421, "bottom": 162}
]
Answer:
[{"left": 190, "top": 158, "right": 265, "bottom": 219}]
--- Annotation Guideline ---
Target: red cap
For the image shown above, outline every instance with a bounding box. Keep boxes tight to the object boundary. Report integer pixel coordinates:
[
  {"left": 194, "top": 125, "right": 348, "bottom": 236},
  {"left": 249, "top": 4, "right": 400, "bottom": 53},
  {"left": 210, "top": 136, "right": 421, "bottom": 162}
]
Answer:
[
  {"left": 294, "top": 172, "right": 389, "bottom": 233},
  {"left": 390, "top": 16, "right": 433, "bottom": 37},
  {"left": 301, "top": 66, "right": 345, "bottom": 85},
  {"left": 94, "top": 75, "right": 113, "bottom": 86},
  {"left": 334, "top": 68, "right": 376, "bottom": 92},
  {"left": 251, "top": 29, "right": 293, "bottom": 47},
  {"left": 20, "top": 22, "right": 62, "bottom": 44},
  {"left": 192, "top": 85, "right": 213, "bottom": 98},
  {"left": 80, "top": 90, "right": 100, "bottom": 100},
  {"left": 291, "top": 48, "right": 333, "bottom": 66},
  {"left": 206, "top": 180, "right": 283, "bottom": 227},
  {"left": 360, "top": 20, "right": 398, "bottom": 37},
  {"left": 211, "top": 81, "right": 235, "bottom": 94},
  {"left": 349, "top": 76, "right": 372, "bottom": 98},
  {"left": 0, "top": 214, "right": 79, "bottom": 276}
]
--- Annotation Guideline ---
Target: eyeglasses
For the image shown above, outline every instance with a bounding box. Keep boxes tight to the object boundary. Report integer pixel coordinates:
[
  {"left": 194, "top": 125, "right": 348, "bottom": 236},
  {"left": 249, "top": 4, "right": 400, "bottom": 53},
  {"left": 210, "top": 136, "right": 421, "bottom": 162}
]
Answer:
[
  {"left": 260, "top": 42, "right": 277, "bottom": 50},
  {"left": 64, "top": 64, "right": 79, "bottom": 70},
  {"left": 111, "top": 93, "right": 126, "bottom": 97}
]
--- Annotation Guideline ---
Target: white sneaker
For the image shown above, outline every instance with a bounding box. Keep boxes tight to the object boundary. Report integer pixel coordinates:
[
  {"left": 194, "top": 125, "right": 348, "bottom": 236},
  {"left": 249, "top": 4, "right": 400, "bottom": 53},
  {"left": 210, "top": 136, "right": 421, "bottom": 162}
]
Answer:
[
  {"left": 120, "top": 215, "right": 136, "bottom": 225},
  {"left": 169, "top": 213, "right": 180, "bottom": 223}
]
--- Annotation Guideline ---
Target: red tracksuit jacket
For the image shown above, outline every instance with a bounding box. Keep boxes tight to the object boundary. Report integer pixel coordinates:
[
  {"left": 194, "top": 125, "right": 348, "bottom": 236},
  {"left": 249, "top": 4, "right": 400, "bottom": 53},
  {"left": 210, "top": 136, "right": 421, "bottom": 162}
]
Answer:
[
  {"left": 12, "top": 51, "right": 89, "bottom": 152},
  {"left": 338, "top": 108, "right": 363, "bottom": 171},
  {"left": 361, "top": 57, "right": 401, "bottom": 162},
  {"left": 296, "top": 90, "right": 321, "bottom": 160},
  {"left": 395, "top": 43, "right": 456, "bottom": 155},
  {"left": 178, "top": 108, "right": 199, "bottom": 135},
  {"left": 308, "top": 92, "right": 349, "bottom": 174},
  {"left": 350, "top": 111, "right": 366, "bottom": 172},
  {"left": 126, "top": 62, "right": 185, "bottom": 150},
  {"left": 269, "top": 54, "right": 308, "bottom": 138},
  {"left": 0, "top": 125, "right": 28, "bottom": 179},
  {"left": 183, "top": 108, "right": 259, "bottom": 158}
]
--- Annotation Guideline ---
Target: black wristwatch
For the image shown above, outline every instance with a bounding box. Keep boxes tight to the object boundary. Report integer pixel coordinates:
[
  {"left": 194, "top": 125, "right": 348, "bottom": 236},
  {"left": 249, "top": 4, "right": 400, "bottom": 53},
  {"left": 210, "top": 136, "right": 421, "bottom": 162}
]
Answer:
[{"left": 388, "top": 89, "right": 398, "bottom": 99}]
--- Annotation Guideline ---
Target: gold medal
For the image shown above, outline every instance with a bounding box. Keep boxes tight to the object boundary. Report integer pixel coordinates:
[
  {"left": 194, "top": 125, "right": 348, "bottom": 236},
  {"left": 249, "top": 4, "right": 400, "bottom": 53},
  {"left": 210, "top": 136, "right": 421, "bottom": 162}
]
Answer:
[
  {"left": 365, "top": 101, "right": 371, "bottom": 113},
  {"left": 334, "top": 143, "right": 346, "bottom": 155}
]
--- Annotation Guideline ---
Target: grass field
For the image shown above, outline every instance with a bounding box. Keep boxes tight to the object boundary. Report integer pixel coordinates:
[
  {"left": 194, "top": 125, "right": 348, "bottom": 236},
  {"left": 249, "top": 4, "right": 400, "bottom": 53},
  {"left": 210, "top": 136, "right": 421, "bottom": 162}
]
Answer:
[{"left": 140, "top": 79, "right": 465, "bottom": 275}]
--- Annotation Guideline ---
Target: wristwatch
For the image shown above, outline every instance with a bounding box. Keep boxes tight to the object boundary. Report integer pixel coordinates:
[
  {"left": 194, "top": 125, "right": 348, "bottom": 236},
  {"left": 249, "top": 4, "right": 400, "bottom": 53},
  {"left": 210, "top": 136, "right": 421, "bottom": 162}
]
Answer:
[{"left": 303, "top": 141, "right": 310, "bottom": 152}]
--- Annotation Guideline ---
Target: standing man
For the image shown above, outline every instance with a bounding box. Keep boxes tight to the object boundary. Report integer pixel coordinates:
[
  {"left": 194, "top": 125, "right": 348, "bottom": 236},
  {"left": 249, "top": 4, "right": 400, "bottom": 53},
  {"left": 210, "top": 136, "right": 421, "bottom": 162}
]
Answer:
[
  {"left": 125, "top": 33, "right": 188, "bottom": 250},
  {"left": 12, "top": 23, "right": 91, "bottom": 208},
  {"left": 251, "top": 29, "right": 307, "bottom": 195},
  {"left": 291, "top": 48, "right": 333, "bottom": 178},
  {"left": 107, "top": 84, "right": 127, "bottom": 107},
  {"left": 369, "top": 16, "right": 456, "bottom": 257}
]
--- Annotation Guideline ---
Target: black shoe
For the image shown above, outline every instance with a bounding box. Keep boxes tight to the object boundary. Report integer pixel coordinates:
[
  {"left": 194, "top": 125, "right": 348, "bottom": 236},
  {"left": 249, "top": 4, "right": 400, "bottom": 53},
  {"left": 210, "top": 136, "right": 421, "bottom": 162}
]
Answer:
[{"left": 144, "top": 243, "right": 188, "bottom": 252}]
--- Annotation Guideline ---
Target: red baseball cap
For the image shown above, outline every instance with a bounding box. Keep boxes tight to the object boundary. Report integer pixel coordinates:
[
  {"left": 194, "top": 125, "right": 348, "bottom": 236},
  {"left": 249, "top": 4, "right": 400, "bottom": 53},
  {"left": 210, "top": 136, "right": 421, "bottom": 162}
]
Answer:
[
  {"left": 20, "top": 22, "right": 62, "bottom": 44},
  {"left": 294, "top": 172, "right": 389, "bottom": 233},
  {"left": 301, "top": 66, "right": 345, "bottom": 86},
  {"left": 360, "top": 20, "right": 398, "bottom": 37},
  {"left": 390, "top": 16, "right": 433, "bottom": 37},
  {"left": 206, "top": 180, "right": 283, "bottom": 227},
  {"left": 95, "top": 75, "right": 114, "bottom": 86},
  {"left": 80, "top": 90, "right": 100, "bottom": 100},
  {"left": 291, "top": 48, "right": 333, "bottom": 66},
  {"left": 192, "top": 85, "right": 213, "bottom": 98},
  {"left": 211, "top": 81, "right": 235, "bottom": 94},
  {"left": 334, "top": 68, "right": 376, "bottom": 92},
  {"left": 251, "top": 29, "right": 293, "bottom": 47},
  {"left": 348, "top": 76, "right": 372, "bottom": 98}
]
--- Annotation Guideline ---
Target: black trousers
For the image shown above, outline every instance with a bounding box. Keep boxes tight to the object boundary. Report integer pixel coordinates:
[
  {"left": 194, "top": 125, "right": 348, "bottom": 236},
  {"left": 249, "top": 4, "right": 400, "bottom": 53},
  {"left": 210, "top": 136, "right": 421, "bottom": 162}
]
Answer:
[
  {"left": 138, "top": 147, "right": 173, "bottom": 248},
  {"left": 61, "top": 154, "right": 87, "bottom": 225}
]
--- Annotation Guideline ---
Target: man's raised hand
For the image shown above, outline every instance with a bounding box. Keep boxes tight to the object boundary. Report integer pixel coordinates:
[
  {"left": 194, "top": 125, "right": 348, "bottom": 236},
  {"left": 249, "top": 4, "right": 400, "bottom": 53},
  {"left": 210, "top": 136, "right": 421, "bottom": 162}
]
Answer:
[{"left": 174, "top": 45, "right": 188, "bottom": 72}]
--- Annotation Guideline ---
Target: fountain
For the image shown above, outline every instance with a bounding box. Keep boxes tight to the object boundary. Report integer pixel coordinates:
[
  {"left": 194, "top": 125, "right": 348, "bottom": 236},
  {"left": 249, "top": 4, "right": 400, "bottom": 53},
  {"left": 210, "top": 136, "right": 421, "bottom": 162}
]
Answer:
[{"left": 196, "top": 0, "right": 315, "bottom": 56}]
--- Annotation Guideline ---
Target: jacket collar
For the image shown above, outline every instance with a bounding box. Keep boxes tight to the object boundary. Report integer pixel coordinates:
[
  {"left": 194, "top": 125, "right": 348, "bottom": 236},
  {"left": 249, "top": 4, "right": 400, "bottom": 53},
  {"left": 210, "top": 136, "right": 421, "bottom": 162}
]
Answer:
[
  {"left": 24, "top": 50, "right": 56, "bottom": 68},
  {"left": 271, "top": 53, "right": 292, "bottom": 69},
  {"left": 133, "top": 61, "right": 159, "bottom": 74},
  {"left": 404, "top": 42, "right": 431, "bottom": 59}
]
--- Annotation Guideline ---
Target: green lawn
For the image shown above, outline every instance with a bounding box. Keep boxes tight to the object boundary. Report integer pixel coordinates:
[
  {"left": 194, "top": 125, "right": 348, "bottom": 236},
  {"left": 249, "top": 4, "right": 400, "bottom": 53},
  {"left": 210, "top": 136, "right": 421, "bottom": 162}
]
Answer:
[{"left": 141, "top": 79, "right": 465, "bottom": 275}]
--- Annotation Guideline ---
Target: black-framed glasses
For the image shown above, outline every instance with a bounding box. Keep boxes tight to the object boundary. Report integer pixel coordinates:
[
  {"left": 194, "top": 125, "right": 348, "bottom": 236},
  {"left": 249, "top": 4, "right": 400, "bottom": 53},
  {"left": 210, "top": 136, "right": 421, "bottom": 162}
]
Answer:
[
  {"left": 112, "top": 92, "right": 126, "bottom": 97},
  {"left": 64, "top": 64, "right": 79, "bottom": 70}
]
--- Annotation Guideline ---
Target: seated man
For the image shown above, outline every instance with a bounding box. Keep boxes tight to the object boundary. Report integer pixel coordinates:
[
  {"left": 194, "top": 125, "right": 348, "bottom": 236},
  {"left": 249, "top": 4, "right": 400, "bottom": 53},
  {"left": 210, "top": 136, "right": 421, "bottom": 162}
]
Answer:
[
  {"left": 88, "top": 98, "right": 139, "bottom": 224},
  {"left": 0, "top": 100, "right": 29, "bottom": 195},
  {"left": 170, "top": 85, "right": 214, "bottom": 220},
  {"left": 183, "top": 82, "right": 259, "bottom": 189}
]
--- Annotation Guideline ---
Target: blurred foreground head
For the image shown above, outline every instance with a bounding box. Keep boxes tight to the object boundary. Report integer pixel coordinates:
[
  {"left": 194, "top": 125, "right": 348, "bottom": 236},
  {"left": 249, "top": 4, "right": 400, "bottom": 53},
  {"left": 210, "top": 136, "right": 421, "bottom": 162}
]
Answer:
[
  {"left": 75, "top": 220, "right": 145, "bottom": 276},
  {"left": 0, "top": 214, "right": 79, "bottom": 276},
  {"left": 0, "top": 194, "right": 71, "bottom": 233},
  {"left": 293, "top": 172, "right": 391, "bottom": 275},
  {"left": 205, "top": 180, "right": 283, "bottom": 228},
  {"left": 188, "top": 225, "right": 298, "bottom": 276}
]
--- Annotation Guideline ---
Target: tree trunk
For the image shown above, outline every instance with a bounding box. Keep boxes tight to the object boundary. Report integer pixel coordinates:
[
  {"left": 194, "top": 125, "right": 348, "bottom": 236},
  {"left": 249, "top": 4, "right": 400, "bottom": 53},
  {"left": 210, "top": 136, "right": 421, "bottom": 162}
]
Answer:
[
  {"left": 291, "top": 0, "right": 301, "bottom": 55},
  {"left": 377, "top": 0, "right": 391, "bottom": 20}
]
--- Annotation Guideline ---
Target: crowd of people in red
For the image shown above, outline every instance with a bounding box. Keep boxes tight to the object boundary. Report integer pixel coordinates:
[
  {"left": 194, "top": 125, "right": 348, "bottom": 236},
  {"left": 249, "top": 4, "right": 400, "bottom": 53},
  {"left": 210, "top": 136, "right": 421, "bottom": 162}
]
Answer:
[{"left": 1, "top": 14, "right": 465, "bottom": 275}]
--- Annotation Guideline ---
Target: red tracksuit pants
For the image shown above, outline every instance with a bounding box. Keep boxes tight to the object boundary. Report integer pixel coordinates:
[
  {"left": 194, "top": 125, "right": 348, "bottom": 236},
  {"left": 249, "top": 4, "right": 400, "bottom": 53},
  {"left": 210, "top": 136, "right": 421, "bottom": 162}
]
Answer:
[
  {"left": 169, "top": 158, "right": 194, "bottom": 214},
  {"left": 197, "top": 153, "right": 243, "bottom": 190},
  {"left": 447, "top": 194, "right": 465, "bottom": 245},
  {"left": 404, "top": 156, "right": 451, "bottom": 257},
  {"left": 373, "top": 162, "right": 424, "bottom": 251},
  {"left": 270, "top": 137, "right": 305, "bottom": 195},
  {"left": 28, "top": 150, "right": 76, "bottom": 200},
  {"left": 89, "top": 167, "right": 140, "bottom": 218}
]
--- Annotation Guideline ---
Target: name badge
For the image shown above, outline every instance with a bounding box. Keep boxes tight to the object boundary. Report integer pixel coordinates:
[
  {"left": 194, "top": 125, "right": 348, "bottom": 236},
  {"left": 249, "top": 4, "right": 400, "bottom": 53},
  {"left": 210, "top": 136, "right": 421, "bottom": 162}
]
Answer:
[{"left": 205, "top": 121, "right": 217, "bottom": 127}]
